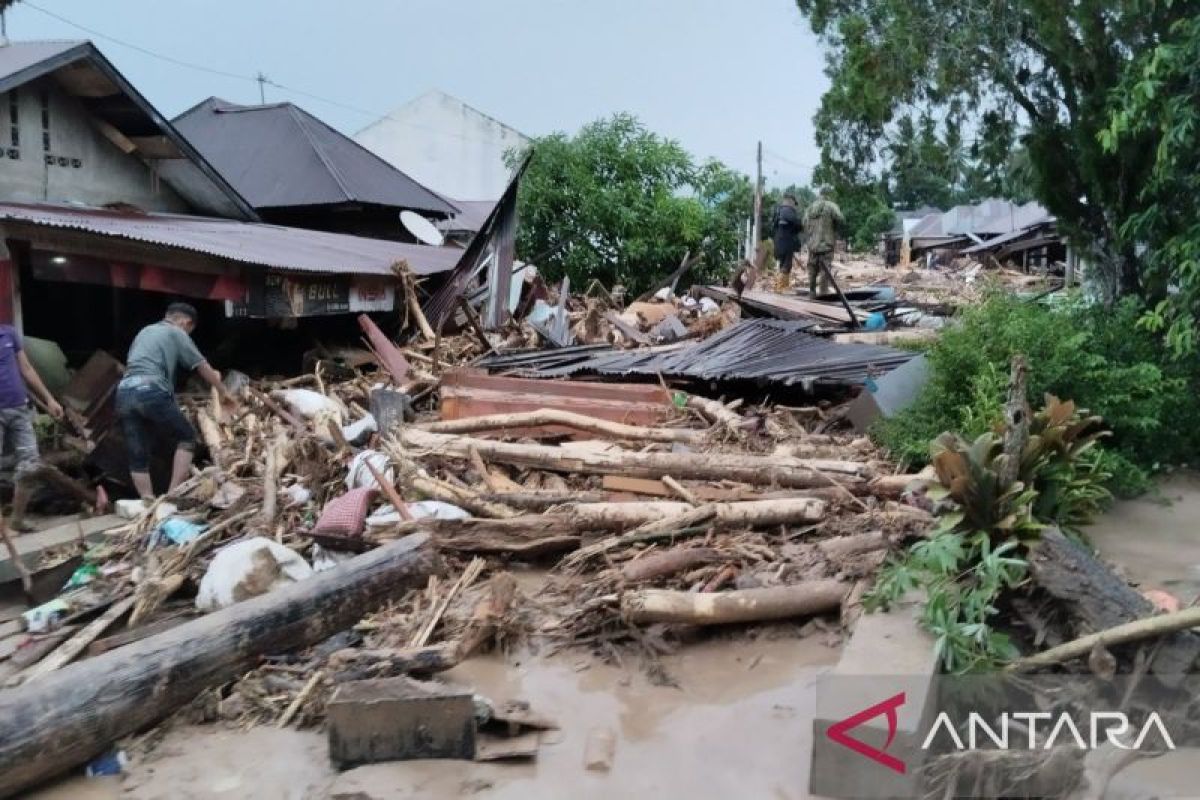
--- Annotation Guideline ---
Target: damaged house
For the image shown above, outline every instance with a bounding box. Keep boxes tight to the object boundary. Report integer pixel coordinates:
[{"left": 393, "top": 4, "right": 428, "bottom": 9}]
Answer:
[
  {"left": 0, "top": 39, "right": 484, "bottom": 360},
  {"left": 883, "top": 199, "right": 1063, "bottom": 270}
]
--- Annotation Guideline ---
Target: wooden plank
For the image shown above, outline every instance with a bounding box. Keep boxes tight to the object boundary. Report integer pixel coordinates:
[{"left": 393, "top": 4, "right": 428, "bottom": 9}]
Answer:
[
  {"left": 17, "top": 597, "right": 135, "bottom": 683},
  {"left": 440, "top": 369, "right": 672, "bottom": 439}
]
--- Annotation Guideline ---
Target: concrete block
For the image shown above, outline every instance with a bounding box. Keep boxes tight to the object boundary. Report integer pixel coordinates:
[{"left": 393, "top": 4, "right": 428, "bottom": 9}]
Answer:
[
  {"left": 810, "top": 596, "right": 939, "bottom": 799},
  {"left": 327, "top": 677, "right": 475, "bottom": 768}
]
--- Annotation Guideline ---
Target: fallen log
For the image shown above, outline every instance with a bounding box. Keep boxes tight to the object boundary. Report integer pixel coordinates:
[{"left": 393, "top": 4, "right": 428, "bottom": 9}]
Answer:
[
  {"left": 621, "top": 581, "right": 848, "bottom": 625},
  {"left": 478, "top": 491, "right": 607, "bottom": 511},
  {"left": 394, "top": 429, "right": 872, "bottom": 488},
  {"left": 620, "top": 547, "right": 723, "bottom": 583},
  {"left": 386, "top": 499, "right": 823, "bottom": 541},
  {"left": 328, "top": 643, "right": 460, "bottom": 683},
  {"left": 1010, "top": 605, "right": 1200, "bottom": 673},
  {"left": 0, "top": 533, "right": 436, "bottom": 797},
  {"left": 684, "top": 395, "right": 744, "bottom": 433},
  {"left": 1028, "top": 527, "right": 1200, "bottom": 681},
  {"left": 420, "top": 409, "right": 704, "bottom": 445}
]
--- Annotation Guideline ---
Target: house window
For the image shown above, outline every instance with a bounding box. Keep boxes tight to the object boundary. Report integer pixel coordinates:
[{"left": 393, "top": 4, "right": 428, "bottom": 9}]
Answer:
[
  {"left": 40, "top": 89, "right": 49, "bottom": 152},
  {"left": 8, "top": 89, "right": 17, "bottom": 154}
]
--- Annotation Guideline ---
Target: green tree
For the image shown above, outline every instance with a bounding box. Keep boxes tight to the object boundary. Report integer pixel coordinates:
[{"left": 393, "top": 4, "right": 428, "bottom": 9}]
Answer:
[
  {"left": 1105, "top": 16, "right": 1200, "bottom": 355},
  {"left": 796, "top": 0, "right": 1191, "bottom": 300},
  {"left": 507, "top": 114, "right": 742, "bottom": 295}
]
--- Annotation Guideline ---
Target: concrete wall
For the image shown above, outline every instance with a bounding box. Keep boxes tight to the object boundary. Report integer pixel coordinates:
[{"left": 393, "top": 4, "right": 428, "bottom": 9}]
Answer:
[
  {"left": 0, "top": 77, "right": 189, "bottom": 212},
  {"left": 354, "top": 90, "right": 528, "bottom": 202}
]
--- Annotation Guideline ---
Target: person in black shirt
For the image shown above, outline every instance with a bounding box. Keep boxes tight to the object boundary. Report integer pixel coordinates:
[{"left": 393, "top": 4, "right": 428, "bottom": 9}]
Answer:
[{"left": 771, "top": 194, "right": 803, "bottom": 290}]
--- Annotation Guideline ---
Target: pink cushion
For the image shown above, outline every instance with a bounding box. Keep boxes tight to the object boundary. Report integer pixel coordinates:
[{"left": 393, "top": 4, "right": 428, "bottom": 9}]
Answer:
[{"left": 313, "top": 487, "right": 376, "bottom": 537}]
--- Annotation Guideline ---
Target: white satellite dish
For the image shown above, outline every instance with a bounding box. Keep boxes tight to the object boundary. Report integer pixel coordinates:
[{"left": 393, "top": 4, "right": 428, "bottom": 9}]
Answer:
[{"left": 400, "top": 211, "right": 444, "bottom": 247}]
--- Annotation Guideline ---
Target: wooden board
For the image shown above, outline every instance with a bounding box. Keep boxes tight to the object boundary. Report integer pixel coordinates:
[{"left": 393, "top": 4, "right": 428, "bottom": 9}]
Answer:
[{"left": 439, "top": 369, "right": 672, "bottom": 439}]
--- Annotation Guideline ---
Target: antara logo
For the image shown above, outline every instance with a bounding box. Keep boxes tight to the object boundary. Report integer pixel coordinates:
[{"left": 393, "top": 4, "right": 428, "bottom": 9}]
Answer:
[
  {"left": 825, "top": 692, "right": 907, "bottom": 774},
  {"left": 921, "top": 711, "right": 1177, "bottom": 752}
]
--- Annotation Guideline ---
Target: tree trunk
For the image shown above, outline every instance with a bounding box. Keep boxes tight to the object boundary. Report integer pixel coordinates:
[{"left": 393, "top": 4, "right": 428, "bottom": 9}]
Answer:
[
  {"left": 381, "top": 499, "right": 824, "bottom": 557},
  {"left": 620, "top": 547, "right": 724, "bottom": 583},
  {"left": 621, "top": 581, "right": 847, "bottom": 625},
  {"left": 420, "top": 409, "right": 704, "bottom": 445},
  {"left": 392, "top": 429, "right": 871, "bottom": 488},
  {"left": 0, "top": 533, "right": 436, "bottom": 797},
  {"left": 1028, "top": 527, "right": 1200, "bottom": 681}
]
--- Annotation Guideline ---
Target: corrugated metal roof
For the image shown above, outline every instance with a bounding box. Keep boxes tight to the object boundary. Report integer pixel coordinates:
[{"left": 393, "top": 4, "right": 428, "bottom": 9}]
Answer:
[
  {"left": 477, "top": 320, "right": 916, "bottom": 389},
  {"left": 436, "top": 199, "right": 496, "bottom": 234},
  {"left": 0, "top": 202, "right": 462, "bottom": 276},
  {"left": 0, "top": 41, "right": 256, "bottom": 221},
  {"left": 174, "top": 98, "right": 457, "bottom": 216}
]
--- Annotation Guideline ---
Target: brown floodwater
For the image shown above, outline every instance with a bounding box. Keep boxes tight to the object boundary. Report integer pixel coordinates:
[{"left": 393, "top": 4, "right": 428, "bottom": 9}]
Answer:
[
  {"left": 1088, "top": 471, "right": 1200, "bottom": 602},
  {"left": 29, "top": 633, "right": 839, "bottom": 800}
]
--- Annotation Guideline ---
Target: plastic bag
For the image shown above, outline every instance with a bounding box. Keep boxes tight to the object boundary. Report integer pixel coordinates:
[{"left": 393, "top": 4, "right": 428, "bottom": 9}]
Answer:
[
  {"left": 345, "top": 450, "right": 392, "bottom": 491},
  {"left": 196, "top": 537, "right": 314, "bottom": 611}
]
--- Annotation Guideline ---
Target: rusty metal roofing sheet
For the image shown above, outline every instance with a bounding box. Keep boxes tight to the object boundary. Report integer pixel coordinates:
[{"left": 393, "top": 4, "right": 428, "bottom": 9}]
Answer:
[
  {"left": 0, "top": 202, "right": 462, "bottom": 276},
  {"left": 477, "top": 320, "right": 916, "bottom": 389}
]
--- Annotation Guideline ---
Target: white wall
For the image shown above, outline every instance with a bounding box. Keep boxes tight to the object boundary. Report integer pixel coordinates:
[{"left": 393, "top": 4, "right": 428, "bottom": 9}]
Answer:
[
  {"left": 0, "top": 76, "right": 188, "bottom": 212},
  {"left": 354, "top": 91, "right": 528, "bottom": 202}
]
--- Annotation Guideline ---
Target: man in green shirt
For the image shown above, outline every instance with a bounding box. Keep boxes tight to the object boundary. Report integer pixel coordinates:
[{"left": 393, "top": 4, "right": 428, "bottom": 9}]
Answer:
[
  {"left": 116, "top": 303, "right": 237, "bottom": 498},
  {"left": 803, "top": 190, "right": 845, "bottom": 297}
]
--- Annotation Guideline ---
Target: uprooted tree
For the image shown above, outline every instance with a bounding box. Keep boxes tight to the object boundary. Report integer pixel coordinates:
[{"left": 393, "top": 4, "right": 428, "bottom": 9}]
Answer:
[{"left": 795, "top": 0, "right": 1193, "bottom": 304}]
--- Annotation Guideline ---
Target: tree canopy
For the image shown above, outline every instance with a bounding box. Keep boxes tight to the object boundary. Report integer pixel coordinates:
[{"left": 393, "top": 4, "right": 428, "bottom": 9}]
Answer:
[
  {"left": 796, "top": 0, "right": 1192, "bottom": 302},
  {"left": 507, "top": 114, "right": 750, "bottom": 295}
]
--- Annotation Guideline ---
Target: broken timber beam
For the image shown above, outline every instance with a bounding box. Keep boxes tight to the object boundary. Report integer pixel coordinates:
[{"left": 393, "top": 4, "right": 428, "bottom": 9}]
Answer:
[
  {"left": 393, "top": 429, "right": 872, "bottom": 488},
  {"left": 621, "top": 581, "right": 848, "bottom": 625},
  {"left": 419, "top": 409, "right": 704, "bottom": 445},
  {"left": 0, "top": 534, "right": 436, "bottom": 797}
]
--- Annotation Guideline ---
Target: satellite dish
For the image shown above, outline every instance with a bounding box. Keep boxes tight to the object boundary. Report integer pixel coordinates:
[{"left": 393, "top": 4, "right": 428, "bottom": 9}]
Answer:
[{"left": 400, "top": 211, "right": 444, "bottom": 246}]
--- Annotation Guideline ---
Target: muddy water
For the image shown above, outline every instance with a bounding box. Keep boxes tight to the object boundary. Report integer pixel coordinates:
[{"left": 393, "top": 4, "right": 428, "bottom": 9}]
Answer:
[
  {"left": 1088, "top": 472, "right": 1200, "bottom": 601},
  {"left": 1082, "top": 472, "right": 1200, "bottom": 798},
  {"left": 30, "top": 634, "right": 838, "bottom": 800}
]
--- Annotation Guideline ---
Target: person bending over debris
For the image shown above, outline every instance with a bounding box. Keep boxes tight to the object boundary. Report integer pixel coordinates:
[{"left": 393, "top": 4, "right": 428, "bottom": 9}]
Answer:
[
  {"left": 0, "top": 323, "right": 107, "bottom": 532},
  {"left": 117, "top": 302, "right": 236, "bottom": 499},
  {"left": 771, "top": 193, "right": 804, "bottom": 291},
  {"left": 803, "top": 189, "right": 844, "bottom": 298}
]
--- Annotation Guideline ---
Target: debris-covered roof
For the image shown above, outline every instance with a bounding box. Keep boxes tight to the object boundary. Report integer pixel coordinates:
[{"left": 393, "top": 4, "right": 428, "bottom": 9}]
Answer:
[
  {"left": 0, "top": 40, "right": 256, "bottom": 220},
  {"left": 478, "top": 320, "right": 916, "bottom": 389},
  {"left": 174, "top": 98, "right": 458, "bottom": 216},
  {"left": 0, "top": 202, "right": 462, "bottom": 276}
]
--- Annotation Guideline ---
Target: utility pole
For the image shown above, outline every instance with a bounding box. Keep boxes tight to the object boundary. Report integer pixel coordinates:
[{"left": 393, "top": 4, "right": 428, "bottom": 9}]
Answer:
[
  {"left": 751, "top": 141, "right": 763, "bottom": 264},
  {"left": 256, "top": 72, "right": 268, "bottom": 104}
]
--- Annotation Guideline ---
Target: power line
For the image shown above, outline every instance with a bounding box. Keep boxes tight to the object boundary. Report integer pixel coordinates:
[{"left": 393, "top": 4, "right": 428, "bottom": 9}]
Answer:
[
  {"left": 20, "top": 0, "right": 258, "bottom": 84},
  {"left": 16, "top": 0, "right": 509, "bottom": 146}
]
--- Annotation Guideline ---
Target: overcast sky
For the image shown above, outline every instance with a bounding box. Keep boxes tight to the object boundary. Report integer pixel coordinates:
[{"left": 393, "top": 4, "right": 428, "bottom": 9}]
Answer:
[{"left": 5, "top": 0, "right": 827, "bottom": 187}]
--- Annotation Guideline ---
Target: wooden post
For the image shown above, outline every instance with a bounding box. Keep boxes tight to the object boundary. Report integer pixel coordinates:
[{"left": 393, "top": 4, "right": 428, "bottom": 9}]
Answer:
[{"left": 752, "top": 140, "right": 763, "bottom": 264}]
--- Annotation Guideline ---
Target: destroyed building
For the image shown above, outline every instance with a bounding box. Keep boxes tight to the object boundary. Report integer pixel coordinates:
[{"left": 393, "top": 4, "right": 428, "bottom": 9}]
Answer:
[{"left": 883, "top": 198, "right": 1064, "bottom": 270}]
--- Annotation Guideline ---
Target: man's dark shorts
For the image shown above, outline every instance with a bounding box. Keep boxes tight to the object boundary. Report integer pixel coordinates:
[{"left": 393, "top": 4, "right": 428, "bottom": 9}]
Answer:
[{"left": 115, "top": 378, "right": 195, "bottom": 472}]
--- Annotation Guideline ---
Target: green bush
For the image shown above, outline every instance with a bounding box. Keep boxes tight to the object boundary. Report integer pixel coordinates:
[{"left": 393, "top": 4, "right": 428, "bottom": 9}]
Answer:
[{"left": 873, "top": 289, "right": 1200, "bottom": 494}]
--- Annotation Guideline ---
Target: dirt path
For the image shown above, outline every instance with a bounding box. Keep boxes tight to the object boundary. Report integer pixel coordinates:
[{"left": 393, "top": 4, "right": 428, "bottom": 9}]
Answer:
[{"left": 30, "top": 632, "right": 838, "bottom": 800}]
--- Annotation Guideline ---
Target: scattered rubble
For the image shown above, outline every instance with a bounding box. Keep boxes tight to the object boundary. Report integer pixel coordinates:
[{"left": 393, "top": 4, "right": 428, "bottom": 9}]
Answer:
[{"left": 0, "top": 252, "right": 1179, "bottom": 799}]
